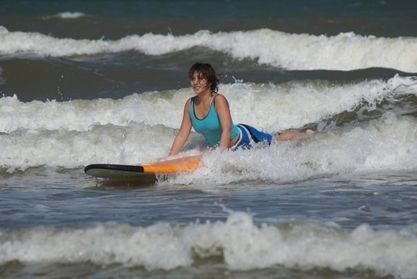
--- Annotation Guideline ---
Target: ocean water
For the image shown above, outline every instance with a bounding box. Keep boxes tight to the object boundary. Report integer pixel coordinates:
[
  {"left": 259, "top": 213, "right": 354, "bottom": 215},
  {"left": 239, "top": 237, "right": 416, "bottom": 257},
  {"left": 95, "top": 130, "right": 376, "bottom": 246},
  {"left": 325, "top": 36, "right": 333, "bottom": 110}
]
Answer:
[{"left": 1, "top": 0, "right": 417, "bottom": 278}]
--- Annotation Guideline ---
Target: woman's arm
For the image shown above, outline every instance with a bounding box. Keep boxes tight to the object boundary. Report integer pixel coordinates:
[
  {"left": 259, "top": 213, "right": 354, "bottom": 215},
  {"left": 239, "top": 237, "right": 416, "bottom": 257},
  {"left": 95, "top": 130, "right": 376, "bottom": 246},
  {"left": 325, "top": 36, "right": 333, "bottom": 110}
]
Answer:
[
  {"left": 214, "top": 94, "right": 233, "bottom": 149},
  {"left": 169, "top": 99, "right": 193, "bottom": 156}
]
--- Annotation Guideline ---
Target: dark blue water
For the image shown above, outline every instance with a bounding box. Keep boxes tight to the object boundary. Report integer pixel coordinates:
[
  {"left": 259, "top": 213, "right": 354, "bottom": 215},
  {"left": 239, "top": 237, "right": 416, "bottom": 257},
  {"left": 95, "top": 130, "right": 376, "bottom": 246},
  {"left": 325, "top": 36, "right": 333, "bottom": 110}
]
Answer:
[{"left": 2, "top": 0, "right": 417, "bottom": 38}]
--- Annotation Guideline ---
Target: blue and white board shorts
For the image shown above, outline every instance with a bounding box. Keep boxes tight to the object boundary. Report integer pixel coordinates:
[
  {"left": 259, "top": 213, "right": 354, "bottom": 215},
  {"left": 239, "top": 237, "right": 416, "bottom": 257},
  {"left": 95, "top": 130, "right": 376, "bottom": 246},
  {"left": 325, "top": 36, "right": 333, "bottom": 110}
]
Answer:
[{"left": 230, "top": 124, "right": 273, "bottom": 151}]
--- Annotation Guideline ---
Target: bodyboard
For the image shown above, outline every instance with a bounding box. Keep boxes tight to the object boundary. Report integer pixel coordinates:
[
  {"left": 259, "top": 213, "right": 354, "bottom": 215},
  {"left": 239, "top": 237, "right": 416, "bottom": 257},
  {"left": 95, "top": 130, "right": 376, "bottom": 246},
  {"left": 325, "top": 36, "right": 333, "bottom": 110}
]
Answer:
[{"left": 84, "top": 154, "right": 202, "bottom": 179}]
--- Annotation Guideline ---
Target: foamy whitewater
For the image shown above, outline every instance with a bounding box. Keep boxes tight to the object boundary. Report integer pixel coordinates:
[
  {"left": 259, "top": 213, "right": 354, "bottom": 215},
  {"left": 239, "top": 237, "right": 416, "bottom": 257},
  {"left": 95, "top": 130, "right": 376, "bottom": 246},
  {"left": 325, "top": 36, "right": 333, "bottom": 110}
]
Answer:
[
  {"left": 2, "top": 2, "right": 417, "bottom": 279},
  {"left": 1, "top": 75, "right": 416, "bottom": 133},
  {"left": 1, "top": 212, "right": 417, "bottom": 278},
  {"left": 1, "top": 28, "right": 417, "bottom": 72},
  {"left": 42, "top": 12, "right": 86, "bottom": 20},
  {"left": 1, "top": 75, "right": 416, "bottom": 175}
]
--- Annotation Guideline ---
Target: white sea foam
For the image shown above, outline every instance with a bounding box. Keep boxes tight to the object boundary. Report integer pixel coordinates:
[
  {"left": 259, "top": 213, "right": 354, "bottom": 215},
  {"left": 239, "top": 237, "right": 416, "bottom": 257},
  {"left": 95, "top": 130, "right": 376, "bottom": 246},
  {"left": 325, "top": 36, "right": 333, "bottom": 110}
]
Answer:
[
  {"left": 42, "top": 12, "right": 86, "bottom": 20},
  {"left": 0, "top": 212, "right": 416, "bottom": 278},
  {"left": 168, "top": 113, "right": 417, "bottom": 185},
  {"left": 0, "top": 91, "right": 190, "bottom": 133},
  {"left": 0, "top": 26, "right": 8, "bottom": 34},
  {"left": 0, "top": 75, "right": 416, "bottom": 174},
  {"left": 1, "top": 28, "right": 417, "bottom": 72},
  {"left": 0, "top": 110, "right": 416, "bottom": 181},
  {"left": 1, "top": 75, "right": 415, "bottom": 134},
  {"left": 0, "top": 124, "right": 177, "bottom": 172}
]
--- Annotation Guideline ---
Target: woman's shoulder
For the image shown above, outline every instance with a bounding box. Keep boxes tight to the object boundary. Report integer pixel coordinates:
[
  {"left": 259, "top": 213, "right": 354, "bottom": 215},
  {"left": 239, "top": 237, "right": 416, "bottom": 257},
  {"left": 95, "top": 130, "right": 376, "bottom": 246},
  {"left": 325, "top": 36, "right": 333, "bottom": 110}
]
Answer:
[
  {"left": 185, "top": 96, "right": 196, "bottom": 104},
  {"left": 184, "top": 97, "right": 193, "bottom": 112},
  {"left": 212, "top": 93, "right": 231, "bottom": 112},
  {"left": 213, "top": 93, "right": 228, "bottom": 104}
]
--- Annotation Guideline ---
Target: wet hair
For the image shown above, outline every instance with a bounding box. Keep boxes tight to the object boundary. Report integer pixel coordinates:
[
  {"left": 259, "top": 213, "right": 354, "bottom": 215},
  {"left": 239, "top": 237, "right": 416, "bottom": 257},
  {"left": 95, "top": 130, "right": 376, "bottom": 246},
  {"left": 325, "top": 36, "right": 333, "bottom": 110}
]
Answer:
[{"left": 188, "top": 63, "right": 219, "bottom": 93}]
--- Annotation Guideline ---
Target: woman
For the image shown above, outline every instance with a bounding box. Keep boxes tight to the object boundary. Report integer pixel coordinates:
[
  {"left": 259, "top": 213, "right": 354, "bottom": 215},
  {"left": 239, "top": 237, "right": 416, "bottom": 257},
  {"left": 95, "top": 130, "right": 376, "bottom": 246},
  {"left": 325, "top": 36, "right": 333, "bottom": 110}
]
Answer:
[{"left": 169, "top": 63, "right": 312, "bottom": 156}]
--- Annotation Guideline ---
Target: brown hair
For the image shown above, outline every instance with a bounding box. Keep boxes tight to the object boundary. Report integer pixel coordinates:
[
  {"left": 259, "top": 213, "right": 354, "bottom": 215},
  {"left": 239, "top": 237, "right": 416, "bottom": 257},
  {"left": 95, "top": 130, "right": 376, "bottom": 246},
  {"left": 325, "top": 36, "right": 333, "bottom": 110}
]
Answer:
[{"left": 188, "top": 63, "right": 219, "bottom": 93}]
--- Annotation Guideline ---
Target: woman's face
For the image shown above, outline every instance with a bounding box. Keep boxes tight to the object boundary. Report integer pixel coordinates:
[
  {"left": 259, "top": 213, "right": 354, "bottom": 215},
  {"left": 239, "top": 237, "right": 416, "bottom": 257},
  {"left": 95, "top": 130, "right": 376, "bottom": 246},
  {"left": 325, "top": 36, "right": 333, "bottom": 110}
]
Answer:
[{"left": 190, "top": 71, "right": 209, "bottom": 95}]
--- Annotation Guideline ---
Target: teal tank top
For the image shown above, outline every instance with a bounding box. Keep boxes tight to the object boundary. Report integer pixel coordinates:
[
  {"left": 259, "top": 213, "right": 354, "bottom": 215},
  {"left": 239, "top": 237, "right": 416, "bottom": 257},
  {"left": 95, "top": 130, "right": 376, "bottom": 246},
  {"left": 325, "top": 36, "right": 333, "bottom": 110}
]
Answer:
[{"left": 189, "top": 96, "right": 239, "bottom": 147}]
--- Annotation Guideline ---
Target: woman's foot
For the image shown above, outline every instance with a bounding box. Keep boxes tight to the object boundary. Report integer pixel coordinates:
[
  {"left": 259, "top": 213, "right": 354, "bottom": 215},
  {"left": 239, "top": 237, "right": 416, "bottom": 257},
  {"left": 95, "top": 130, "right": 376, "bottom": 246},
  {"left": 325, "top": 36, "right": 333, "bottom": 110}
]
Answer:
[{"left": 305, "top": 129, "right": 315, "bottom": 135}]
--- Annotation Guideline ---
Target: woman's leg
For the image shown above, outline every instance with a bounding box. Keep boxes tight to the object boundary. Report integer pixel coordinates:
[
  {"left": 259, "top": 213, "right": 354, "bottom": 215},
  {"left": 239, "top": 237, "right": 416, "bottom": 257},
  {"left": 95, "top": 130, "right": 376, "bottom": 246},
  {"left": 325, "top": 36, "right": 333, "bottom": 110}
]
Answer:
[{"left": 276, "top": 129, "right": 314, "bottom": 141}]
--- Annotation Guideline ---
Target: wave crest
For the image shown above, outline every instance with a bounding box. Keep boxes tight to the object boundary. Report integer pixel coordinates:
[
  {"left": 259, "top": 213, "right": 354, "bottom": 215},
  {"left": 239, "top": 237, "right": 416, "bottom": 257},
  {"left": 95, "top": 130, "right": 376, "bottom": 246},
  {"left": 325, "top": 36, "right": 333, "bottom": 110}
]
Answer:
[
  {"left": 1, "top": 28, "right": 417, "bottom": 72},
  {"left": 1, "top": 212, "right": 416, "bottom": 278}
]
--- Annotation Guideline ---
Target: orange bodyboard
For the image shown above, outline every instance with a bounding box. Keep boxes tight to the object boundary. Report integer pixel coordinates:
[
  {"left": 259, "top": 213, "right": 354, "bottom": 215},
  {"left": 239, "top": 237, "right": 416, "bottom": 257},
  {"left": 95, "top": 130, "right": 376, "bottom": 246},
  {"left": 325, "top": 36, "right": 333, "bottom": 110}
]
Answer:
[
  {"left": 84, "top": 154, "right": 202, "bottom": 179},
  {"left": 142, "top": 154, "right": 202, "bottom": 174}
]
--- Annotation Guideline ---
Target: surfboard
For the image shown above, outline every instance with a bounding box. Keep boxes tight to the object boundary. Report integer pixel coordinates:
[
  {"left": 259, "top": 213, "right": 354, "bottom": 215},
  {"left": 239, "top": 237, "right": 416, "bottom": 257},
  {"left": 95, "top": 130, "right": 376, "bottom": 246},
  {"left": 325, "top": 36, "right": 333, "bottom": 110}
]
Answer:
[{"left": 84, "top": 154, "right": 202, "bottom": 179}]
